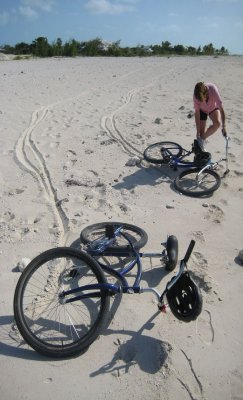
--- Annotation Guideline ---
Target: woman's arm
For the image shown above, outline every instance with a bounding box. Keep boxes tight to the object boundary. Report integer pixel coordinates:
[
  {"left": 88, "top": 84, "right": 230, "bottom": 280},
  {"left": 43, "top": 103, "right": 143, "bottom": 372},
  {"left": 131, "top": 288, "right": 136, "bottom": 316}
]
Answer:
[{"left": 220, "top": 105, "right": 227, "bottom": 135}]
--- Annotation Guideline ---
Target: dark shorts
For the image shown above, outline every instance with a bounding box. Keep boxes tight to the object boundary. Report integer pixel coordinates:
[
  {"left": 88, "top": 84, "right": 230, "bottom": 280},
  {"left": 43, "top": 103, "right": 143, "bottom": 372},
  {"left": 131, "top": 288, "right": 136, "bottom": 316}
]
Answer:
[{"left": 200, "top": 108, "right": 219, "bottom": 121}]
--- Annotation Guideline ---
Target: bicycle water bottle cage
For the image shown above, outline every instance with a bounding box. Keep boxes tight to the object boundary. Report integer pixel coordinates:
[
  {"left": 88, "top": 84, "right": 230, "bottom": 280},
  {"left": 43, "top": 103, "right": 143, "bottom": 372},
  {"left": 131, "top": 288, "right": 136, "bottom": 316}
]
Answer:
[
  {"left": 194, "top": 152, "right": 211, "bottom": 168},
  {"left": 166, "top": 271, "right": 202, "bottom": 322}
]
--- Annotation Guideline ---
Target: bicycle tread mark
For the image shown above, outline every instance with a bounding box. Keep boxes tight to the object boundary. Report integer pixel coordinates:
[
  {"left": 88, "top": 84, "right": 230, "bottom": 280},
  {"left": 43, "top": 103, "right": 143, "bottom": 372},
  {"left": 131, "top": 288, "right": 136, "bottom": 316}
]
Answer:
[
  {"left": 13, "top": 73, "right": 146, "bottom": 246},
  {"left": 14, "top": 107, "right": 69, "bottom": 244},
  {"left": 171, "top": 348, "right": 204, "bottom": 400},
  {"left": 180, "top": 349, "right": 203, "bottom": 394},
  {"left": 101, "top": 89, "right": 143, "bottom": 158}
]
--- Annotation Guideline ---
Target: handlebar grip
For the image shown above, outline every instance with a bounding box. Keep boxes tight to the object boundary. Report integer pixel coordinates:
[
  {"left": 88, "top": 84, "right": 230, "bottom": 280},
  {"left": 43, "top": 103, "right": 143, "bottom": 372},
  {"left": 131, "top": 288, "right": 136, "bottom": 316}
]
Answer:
[
  {"left": 183, "top": 240, "right": 195, "bottom": 263},
  {"left": 222, "top": 129, "right": 229, "bottom": 139}
]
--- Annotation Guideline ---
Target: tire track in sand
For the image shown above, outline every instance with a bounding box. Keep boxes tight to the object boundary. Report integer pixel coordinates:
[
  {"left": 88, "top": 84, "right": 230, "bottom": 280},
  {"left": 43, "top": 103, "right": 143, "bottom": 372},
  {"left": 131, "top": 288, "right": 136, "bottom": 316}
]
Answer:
[
  {"left": 14, "top": 63, "right": 183, "bottom": 245},
  {"left": 14, "top": 106, "right": 69, "bottom": 245},
  {"left": 14, "top": 67, "right": 149, "bottom": 246},
  {"left": 101, "top": 89, "right": 144, "bottom": 158},
  {"left": 100, "top": 64, "right": 192, "bottom": 160}
]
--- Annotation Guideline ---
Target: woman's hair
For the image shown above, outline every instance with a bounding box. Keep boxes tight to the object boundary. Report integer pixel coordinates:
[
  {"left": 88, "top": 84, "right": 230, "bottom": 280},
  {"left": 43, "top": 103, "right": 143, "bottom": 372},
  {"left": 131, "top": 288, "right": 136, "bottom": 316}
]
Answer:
[{"left": 194, "top": 82, "right": 208, "bottom": 101}]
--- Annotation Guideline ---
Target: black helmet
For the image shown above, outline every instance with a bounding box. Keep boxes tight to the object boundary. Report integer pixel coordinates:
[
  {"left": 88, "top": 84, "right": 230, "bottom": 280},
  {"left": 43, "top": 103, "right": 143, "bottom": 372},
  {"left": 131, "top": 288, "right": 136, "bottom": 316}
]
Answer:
[{"left": 166, "top": 272, "right": 202, "bottom": 322}]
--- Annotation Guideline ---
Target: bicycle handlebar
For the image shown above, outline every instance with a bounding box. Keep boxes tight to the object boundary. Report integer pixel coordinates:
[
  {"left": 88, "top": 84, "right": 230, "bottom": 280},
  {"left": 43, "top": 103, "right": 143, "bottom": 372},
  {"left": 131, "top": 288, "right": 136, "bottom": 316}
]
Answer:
[
  {"left": 183, "top": 240, "right": 195, "bottom": 263},
  {"left": 87, "top": 236, "right": 116, "bottom": 255},
  {"left": 86, "top": 226, "right": 121, "bottom": 254},
  {"left": 86, "top": 225, "right": 132, "bottom": 256},
  {"left": 222, "top": 129, "right": 230, "bottom": 141}
]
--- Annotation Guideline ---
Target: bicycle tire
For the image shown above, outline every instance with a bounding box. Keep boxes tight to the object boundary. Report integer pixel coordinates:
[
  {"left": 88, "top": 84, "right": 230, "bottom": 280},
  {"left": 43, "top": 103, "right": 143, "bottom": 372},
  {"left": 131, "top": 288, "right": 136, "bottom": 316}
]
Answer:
[
  {"left": 144, "top": 141, "right": 183, "bottom": 164},
  {"left": 165, "top": 235, "right": 178, "bottom": 271},
  {"left": 80, "top": 222, "right": 148, "bottom": 251},
  {"left": 14, "top": 247, "right": 110, "bottom": 358},
  {"left": 174, "top": 168, "right": 221, "bottom": 197}
]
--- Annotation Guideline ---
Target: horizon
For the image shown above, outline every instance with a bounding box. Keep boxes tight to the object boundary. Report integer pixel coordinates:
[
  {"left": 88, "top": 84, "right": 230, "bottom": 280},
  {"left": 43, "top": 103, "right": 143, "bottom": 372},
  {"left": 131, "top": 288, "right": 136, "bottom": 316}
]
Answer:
[{"left": 1, "top": 0, "right": 243, "bottom": 55}]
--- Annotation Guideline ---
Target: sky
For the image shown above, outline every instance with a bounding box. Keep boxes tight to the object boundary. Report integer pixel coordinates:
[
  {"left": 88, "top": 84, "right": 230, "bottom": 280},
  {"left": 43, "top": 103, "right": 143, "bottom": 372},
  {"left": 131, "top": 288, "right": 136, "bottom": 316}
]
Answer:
[{"left": 0, "top": 0, "right": 243, "bottom": 54}]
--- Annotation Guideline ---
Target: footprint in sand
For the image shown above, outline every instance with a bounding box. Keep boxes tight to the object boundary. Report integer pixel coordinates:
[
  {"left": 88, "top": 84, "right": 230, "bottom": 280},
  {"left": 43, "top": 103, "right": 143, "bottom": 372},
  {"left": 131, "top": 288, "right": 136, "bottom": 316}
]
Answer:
[
  {"left": 0, "top": 211, "right": 29, "bottom": 243},
  {"left": 233, "top": 170, "right": 243, "bottom": 177},
  {"left": 49, "top": 142, "right": 60, "bottom": 149},
  {"left": 192, "top": 230, "right": 205, "bottom": 243},
  {"left": 118, "top": 202, "right": 131, "bottom": 214},
  {"left": 232, "top": 137, "right": 242, "bottom": 146},
  {"left": 205, "top": 204, "right": 224, "bottom": 224},
  {"left": 228, "top": 152, "right": 235, "bottom": 163},
  {"left": 196, "top": 309, "right": 214, "bottom": 345},
  {"left": 191, "top": 252, "right": 212, "bottom": 293},
  {"left": 50, "top": 132, "right": 61, "bottom": 139},
  {"left": 79, "top": 183, "right": 111, "bottom": 213},
  {"left": 222, "top": 180, "right": 229, "bottom": 189},
  {"left": 219, "top": 199, "right": 228, "bottom": 206}
]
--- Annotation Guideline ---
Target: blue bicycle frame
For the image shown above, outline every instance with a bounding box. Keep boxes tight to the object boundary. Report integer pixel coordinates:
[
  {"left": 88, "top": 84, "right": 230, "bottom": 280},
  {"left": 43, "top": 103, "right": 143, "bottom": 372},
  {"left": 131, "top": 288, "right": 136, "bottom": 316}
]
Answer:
[
  {"left": 163, "top": 145, "right": 204, "bottom": 170},
  {"left": 60, "top": 226, "right": 195, "bottom": 310},
  {"left": 163, "top": 135, "right": 229, "bottom": 173}
]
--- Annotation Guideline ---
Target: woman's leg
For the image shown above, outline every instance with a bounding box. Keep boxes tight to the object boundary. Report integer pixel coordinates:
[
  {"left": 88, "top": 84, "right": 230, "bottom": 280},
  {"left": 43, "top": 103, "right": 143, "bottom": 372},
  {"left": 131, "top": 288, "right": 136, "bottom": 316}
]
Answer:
[
  {"left": 197, "top": 120, "right": 207, "bottom": 150},
  {"left": 199, "top": 119, "right": 207, "bottom": 137},
  {"left": 201, "top": 109, "right": 221, "bottom": 139},
  {"left": 197, "top": 110, "right": 207, "bottom": 138}
]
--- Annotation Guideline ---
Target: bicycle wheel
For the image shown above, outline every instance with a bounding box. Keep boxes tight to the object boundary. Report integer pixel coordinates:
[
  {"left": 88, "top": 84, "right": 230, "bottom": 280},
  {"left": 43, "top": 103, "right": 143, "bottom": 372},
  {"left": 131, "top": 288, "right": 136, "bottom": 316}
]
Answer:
[
  {"left": 144, "top": 141, "right": 183, "bottom": 164},
  {"left": 174, "top": 168, "right": 221, "bottom": 197},
  {"left": 165, "top": 235, "right": 178, "bottom": 271},
  {"left": 80, "top": 222, "right": 148, "bottom": 251},
  {"left": 14, "top": 247, "right": 110, "bottom": 358}
]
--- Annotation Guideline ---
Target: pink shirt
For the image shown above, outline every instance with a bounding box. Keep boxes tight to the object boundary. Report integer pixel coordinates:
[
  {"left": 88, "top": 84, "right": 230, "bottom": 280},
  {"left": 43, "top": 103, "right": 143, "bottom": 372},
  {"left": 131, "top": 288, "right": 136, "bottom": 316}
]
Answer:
[{"left": 193, "top": 83, "right": 222, "bottom": 114}]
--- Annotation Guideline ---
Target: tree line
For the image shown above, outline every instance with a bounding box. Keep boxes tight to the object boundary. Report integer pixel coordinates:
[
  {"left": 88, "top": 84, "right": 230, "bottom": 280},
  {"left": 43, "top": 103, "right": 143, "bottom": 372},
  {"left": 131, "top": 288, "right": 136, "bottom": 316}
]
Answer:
[{"left": 1, "top": 37, "right": 229, "bottom": 58}]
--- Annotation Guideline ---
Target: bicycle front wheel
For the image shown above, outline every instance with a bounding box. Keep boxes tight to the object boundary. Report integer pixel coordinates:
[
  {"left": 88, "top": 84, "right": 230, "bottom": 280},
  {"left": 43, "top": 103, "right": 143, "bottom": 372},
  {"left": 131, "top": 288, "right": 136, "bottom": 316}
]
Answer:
[
  {"left": 165, "top": 235, "right": 178, "bottom": 271},
  {"left": 14, "top": 247, "right": 110, "bottom": 358},
  {"left": 174, "top": 168, "right": 221, "bottom": 197},
  {"left": 144, "top": 141, "right": 183, "bottom": 164},
  {"left": 80, "top": 222, "right": 148, "bottom": 251}
]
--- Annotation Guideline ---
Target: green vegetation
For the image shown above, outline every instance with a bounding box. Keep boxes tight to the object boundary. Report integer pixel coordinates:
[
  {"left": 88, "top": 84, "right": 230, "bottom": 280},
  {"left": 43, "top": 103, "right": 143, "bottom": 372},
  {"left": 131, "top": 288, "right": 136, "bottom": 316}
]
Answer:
[{"left": 1, "top": 37, "right": 229, "bottom": 58}]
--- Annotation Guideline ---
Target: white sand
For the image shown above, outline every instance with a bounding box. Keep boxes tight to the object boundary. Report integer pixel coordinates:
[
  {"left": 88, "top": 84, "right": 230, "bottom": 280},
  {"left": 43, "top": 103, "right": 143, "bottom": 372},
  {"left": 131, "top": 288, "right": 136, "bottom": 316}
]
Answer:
[{"left": 1, "top": 55, "right": 243, "bottom": 400}]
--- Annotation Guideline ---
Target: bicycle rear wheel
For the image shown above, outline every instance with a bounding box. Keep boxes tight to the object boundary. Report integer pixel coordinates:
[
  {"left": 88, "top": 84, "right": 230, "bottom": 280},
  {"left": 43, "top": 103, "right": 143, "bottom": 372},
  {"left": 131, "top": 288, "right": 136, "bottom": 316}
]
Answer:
[
  {"left": 174, "top": 168, "right": 221, "bottom": 197},
  {"left": 80, "top": 222, "right": 148, "bottom": 251},
  {"left": 14, "top": 247, "right": 109, "bottom": 358},
  {"left": 144, "top": 141, "right": 183, "bottom": 164}
]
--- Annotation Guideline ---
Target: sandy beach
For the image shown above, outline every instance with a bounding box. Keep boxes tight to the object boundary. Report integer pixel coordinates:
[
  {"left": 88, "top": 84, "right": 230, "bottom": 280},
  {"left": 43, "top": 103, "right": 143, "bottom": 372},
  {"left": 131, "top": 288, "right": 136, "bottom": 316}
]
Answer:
[{"left": 1, "top": 55, "right": 243, "bottom": 399}]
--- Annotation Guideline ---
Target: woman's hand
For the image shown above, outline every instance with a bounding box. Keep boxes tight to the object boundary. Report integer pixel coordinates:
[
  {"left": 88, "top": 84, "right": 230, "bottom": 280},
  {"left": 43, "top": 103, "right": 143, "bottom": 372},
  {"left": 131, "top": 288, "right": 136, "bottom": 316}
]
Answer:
[{"left": 222, "top": 127, "right": 227, "bottom": 137}]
